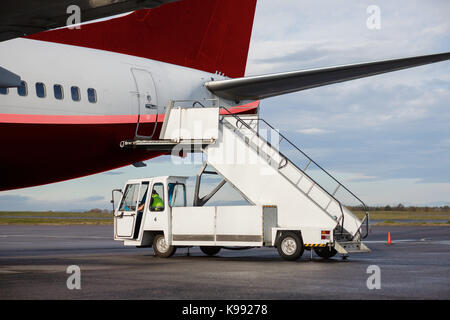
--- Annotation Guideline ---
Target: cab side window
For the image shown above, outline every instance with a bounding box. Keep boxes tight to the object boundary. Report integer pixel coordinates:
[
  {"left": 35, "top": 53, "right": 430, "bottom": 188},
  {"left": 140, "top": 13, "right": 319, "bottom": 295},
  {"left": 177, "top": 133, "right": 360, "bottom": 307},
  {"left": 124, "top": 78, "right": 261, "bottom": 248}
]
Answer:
[
  {"left": 150, "top": 183, "right": 165, "bottom": 211},
  {"left": 168, "top": 183, "right": 186, "bottom": 207},
  {"left": 137, "top": 182, "right": 149, "bottom": 212}
]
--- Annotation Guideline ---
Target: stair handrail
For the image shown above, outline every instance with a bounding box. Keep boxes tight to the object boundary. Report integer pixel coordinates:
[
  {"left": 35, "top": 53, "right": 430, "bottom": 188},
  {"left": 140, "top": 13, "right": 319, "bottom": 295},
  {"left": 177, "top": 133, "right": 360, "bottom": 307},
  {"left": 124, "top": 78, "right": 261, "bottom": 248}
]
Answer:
[
  {"left": 219, "top": 106, "right": 369, "bottom": 235},
  {"left": 257, "top": 118, "right": 368, "bottom": 211},
  {"left": 358, "top": 211, "right": 370, "bottom": 239}
]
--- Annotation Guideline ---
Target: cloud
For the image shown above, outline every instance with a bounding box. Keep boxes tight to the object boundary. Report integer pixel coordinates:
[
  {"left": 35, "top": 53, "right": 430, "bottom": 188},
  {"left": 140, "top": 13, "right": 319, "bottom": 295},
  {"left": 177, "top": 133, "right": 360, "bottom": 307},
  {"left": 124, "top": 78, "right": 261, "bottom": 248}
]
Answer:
[
  {"left": 343, "top": 174, "right": 377, "bottom": 182},
  {"left": 0, "top": 195, "right": 31, "bottom": 202},
  {"left": 420, "top": 23, "right": 450, "bottom": 37},
  {"left": 247, "top": 0, "right": 450, "bottom": 76},
  {"left": 0, "top": 193, "right": 108, "bottom": 211},
  {"left": 297, "top": 128, "right": 332, "bottom": 135},
  {"left": 82, "top": 196, "right": 105, "bottom": 202},
  {"left": 102, "top": 171, "right": 123, "bottom": 175}
]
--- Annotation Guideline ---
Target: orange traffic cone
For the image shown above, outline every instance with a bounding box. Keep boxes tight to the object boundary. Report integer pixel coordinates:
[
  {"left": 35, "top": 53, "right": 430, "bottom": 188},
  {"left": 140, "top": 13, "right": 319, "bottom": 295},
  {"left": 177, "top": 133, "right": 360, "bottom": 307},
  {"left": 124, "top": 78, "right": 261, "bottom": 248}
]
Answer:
[{"left": 387, "top": 232, "right": 392, "bottom": 245}]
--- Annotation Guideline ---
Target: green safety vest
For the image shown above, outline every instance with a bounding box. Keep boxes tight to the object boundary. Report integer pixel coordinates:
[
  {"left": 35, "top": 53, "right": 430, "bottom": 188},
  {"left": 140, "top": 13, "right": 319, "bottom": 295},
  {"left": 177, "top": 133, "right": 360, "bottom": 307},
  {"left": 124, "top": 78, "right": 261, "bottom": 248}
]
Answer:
[{"left": 151, "top": 194, "right": 164, "bottom": 210}]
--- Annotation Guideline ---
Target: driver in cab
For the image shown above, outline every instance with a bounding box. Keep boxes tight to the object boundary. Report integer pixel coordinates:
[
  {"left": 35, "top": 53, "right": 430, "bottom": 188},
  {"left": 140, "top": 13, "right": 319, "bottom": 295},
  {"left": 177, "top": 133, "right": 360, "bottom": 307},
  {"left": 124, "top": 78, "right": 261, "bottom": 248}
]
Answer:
[{"left": 150, "top": 189, "right": 164, "bottom": 211}]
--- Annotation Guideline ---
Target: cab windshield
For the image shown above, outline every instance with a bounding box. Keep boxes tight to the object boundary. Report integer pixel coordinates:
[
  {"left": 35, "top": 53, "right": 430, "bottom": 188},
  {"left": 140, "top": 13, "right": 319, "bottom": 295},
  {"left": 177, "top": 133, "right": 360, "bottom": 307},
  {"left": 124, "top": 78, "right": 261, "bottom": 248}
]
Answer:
[{"left": 119, "top": 184, "right": 139, "bottom": 211}]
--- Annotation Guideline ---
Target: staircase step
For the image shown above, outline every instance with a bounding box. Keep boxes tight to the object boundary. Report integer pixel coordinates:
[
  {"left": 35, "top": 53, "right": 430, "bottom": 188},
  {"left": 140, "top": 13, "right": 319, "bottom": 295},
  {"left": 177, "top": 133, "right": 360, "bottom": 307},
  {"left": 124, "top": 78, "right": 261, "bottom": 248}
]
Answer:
[{"left": 335, "top": 241, "right": 370, "bottom": 254}]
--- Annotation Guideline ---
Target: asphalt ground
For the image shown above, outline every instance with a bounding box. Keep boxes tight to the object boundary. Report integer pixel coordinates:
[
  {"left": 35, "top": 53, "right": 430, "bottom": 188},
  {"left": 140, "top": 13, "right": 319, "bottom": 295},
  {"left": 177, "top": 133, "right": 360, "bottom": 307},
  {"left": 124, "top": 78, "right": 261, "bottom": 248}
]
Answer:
[{"left": 0, "top": 225, "right": 449, "bottom": 300}]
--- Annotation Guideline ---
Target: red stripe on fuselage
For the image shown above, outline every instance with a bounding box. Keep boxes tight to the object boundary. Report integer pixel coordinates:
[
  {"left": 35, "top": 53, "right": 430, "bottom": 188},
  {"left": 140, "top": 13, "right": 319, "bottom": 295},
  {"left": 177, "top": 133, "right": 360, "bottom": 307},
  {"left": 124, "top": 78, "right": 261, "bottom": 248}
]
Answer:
[
  {"left": 0, "top": 113, "right": 161, "bottom": 124},
  {"left": 0, "top": 101, "right": 259, "bottom": 124}
]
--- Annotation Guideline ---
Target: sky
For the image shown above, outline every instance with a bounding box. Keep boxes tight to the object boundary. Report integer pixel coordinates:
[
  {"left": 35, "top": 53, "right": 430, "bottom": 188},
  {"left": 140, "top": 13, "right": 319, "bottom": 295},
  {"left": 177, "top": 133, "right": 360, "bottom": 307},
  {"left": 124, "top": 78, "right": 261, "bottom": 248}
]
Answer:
[{"left": 1, "top": 0, "right": 449, "bottom": 211}]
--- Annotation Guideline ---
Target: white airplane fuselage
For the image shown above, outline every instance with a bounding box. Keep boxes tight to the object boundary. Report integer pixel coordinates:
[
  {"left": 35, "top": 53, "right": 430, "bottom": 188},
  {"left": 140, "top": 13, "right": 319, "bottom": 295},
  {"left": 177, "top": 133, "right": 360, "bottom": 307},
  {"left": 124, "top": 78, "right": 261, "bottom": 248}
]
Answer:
[
  {"left": 0, "top": 38, "right": 248, "bottom": 191},
  {"left": 0, "top": 38, "right": 234, "bottom": 117}
]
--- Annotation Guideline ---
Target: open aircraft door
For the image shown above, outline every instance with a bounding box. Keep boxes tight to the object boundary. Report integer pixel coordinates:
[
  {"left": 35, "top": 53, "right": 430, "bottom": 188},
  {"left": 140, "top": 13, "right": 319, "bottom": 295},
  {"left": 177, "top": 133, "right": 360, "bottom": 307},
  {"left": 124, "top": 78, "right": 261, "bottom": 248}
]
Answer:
[{"left": 130, "top": 68, "right": 160, "bottom": 139}]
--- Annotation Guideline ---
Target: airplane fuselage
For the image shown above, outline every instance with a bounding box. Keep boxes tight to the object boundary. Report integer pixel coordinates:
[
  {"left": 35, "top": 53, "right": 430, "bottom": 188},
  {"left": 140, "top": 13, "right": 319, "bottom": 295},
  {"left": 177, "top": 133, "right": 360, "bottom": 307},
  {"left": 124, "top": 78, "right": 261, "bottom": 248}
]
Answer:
[
  {"left": 0, "top": 38, "right": 241, "bottom": 191},
  {"left": 0, "top": 38, "right": 234, "bottom": 117}
]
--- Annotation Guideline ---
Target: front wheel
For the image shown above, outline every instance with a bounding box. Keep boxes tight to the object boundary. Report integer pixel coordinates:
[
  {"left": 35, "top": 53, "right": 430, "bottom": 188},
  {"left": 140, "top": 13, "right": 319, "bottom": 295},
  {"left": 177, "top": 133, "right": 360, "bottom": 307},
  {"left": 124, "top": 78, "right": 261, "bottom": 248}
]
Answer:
[
  {"left": 277, "top": 232, "right": 304, "bottom": 261},
  {"left": 200, "top": 246, "right": 221, "bottom": 256},
  {"left": 153, "top": 234, "right": 176, "bottom": 258}
]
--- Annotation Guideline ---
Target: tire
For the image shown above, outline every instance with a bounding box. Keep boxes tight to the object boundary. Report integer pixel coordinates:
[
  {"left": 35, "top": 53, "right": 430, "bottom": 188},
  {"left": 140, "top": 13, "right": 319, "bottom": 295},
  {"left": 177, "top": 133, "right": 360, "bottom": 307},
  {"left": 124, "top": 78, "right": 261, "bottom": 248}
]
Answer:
[
  {"left": 277, "top": 231, "right": 304, "bottom": 261},
  {"left": 153, "top": 234, "right": 176, "bottom": 258},
  {"left": 314, "top": 246, "right": 337, "bottom": 259},
  {"left": 200, "top": 246, "right": 221, "bottom": 256}
]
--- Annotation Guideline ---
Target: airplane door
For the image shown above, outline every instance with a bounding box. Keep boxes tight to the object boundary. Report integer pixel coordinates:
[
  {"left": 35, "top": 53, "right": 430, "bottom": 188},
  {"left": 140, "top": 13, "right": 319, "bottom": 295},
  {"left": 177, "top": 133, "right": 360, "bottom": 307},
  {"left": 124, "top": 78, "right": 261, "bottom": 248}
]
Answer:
[{"left": 131, "top": 68, "right": 159, "bottom": 138}]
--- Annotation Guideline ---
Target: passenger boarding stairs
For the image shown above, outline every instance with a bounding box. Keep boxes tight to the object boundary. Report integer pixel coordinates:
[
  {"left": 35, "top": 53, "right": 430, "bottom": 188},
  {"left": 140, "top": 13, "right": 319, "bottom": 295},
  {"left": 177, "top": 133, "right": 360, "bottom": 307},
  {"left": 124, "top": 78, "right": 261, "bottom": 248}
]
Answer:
[{"left": 121, "top": 100, "right": 370, "bottom": 255}]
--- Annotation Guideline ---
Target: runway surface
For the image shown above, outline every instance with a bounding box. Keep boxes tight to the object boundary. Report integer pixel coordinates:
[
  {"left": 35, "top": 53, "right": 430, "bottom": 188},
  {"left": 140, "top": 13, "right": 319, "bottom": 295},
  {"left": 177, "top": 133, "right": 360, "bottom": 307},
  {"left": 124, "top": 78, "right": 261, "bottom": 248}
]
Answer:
[{"left": 0, "top": 225, "right": 449, "bottom": 299}]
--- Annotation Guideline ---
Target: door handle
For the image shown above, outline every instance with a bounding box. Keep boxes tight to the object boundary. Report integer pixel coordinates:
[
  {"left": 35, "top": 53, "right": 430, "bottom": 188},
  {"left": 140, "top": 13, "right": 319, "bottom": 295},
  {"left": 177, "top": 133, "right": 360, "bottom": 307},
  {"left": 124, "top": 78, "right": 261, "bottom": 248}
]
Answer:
[{"left": 114, "top": 212, "right": 135, "bottom": 218}]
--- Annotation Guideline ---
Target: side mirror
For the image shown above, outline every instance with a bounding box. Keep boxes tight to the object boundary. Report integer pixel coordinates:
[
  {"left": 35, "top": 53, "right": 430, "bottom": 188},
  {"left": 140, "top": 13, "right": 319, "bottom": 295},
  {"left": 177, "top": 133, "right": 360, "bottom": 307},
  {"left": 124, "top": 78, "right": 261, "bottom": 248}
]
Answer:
[{"left": 111, "top": 189, "right": 123, "bottom": 213}]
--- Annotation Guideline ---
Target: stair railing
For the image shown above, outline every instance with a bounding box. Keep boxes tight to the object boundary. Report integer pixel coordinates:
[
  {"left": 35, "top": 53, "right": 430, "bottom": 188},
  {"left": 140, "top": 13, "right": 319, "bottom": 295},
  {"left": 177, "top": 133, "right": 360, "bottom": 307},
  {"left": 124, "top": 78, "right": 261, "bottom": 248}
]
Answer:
[{"left": 219, "top": 106, "right": 369, "bottom": 239}]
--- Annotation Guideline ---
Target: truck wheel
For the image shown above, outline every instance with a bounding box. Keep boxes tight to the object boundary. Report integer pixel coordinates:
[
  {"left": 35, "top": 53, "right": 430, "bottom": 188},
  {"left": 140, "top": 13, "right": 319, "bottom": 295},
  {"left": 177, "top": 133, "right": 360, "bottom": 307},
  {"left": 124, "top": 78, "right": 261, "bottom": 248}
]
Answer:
[
  {"left": 200, "top": 246, "right": 221, "bottom": 256},
  {"left": 153, "top": 234, "right": 176, "bottom": 258},
  {"left": 277, "top": 231, "right": 304, "bottom": 261},
  {"left": 314, "top": 246, "right": 337, "bottom": 259}
]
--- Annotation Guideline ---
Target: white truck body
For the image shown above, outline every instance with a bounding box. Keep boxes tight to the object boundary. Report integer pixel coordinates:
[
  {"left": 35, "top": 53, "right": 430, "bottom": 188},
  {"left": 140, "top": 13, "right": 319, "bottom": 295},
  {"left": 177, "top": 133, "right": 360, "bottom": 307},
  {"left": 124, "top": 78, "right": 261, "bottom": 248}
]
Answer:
[{"left": 113, "top": 176, "right": 331, "bottom": 247}]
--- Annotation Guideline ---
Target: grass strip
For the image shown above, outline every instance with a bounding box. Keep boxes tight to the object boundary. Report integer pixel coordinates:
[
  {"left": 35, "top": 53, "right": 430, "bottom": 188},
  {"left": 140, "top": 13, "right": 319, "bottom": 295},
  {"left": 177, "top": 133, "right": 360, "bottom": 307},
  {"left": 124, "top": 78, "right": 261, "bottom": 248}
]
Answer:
[{"left": 0, "top": 217, "right": 113, "bottom": 225}]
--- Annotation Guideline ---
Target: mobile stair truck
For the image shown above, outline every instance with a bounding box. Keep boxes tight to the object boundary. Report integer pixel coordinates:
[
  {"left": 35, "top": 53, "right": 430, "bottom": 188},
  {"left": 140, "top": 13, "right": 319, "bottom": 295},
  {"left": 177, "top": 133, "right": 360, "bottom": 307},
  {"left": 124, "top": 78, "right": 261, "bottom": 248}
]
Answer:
[{"left": 112, "top": 100, "right": 370, "bottom": 260}]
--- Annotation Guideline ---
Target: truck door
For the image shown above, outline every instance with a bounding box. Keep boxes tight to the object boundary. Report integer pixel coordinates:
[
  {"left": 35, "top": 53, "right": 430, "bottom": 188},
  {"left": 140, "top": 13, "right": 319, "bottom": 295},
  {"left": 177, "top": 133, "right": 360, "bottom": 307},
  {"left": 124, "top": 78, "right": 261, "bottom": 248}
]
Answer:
[
  {"left": 146, "top": 182, "right": 166, "bottom": 230},
  {"left": 115, "top": 182, "right": 148, "bottom": 239}
]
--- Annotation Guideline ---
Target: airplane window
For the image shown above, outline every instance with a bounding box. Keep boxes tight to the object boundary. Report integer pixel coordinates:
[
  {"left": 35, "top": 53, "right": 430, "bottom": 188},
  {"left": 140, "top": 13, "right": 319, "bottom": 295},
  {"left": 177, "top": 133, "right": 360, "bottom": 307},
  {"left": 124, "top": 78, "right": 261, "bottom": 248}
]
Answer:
[
  {"left": 54, "top": 85, "right": 63, "bottom": 100},
  {"left": 87, "top": 88, "right": 97, "bottom": 103},
  {"left": 17, "top": 81, "right": 27, "bottom": 96},
  {"left": 71, "top": 86, "right": 80, "bottom": 101},
  {"left": 35, "top": 82, "right": 46, "bottom": 98},
  {"left": 0, "top": 88, "right": 8, "bottom": 95}
]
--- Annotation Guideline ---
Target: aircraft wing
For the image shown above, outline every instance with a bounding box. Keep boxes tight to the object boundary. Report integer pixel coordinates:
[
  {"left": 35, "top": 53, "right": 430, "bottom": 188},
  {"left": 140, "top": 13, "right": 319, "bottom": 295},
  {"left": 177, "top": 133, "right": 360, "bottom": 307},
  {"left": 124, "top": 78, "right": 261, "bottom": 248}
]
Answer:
[
  {"left": 205, "top": 52, "right": 450, "bottom": 101},
  {"left": 0, "top": 0, "right": 178, "bottom": 42}
]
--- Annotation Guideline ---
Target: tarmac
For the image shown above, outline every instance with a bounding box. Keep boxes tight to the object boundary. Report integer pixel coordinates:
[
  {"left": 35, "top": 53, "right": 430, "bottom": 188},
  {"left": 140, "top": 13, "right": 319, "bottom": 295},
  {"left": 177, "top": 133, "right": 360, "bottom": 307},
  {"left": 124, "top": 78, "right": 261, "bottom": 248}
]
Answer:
[{"left": 0, "top": 225, "right": 449, "bottom": 299}]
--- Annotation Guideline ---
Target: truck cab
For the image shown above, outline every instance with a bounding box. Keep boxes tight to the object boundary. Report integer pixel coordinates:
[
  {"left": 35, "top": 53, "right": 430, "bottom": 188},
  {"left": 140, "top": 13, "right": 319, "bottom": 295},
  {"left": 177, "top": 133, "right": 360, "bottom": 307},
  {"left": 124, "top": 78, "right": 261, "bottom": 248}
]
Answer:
[{"left": 113, "top": 176, "right": 187, "bottom": 251}]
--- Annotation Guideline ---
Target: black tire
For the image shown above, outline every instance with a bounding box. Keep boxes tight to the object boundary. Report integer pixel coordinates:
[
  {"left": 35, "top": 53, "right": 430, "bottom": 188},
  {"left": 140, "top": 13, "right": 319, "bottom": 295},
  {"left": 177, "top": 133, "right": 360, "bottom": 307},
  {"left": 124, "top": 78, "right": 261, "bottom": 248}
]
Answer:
[
  {"left": 153, "top": 234, "right": 176, "bottom": 258},
  {"left": 314, "top": 246, "right": 337, "bottom": 259},
  {"left": 200, "top": 246, "right": 221, "bottom": 256},
  {"left": 277, "top": 231, "right": 304, "bottom": 261}
]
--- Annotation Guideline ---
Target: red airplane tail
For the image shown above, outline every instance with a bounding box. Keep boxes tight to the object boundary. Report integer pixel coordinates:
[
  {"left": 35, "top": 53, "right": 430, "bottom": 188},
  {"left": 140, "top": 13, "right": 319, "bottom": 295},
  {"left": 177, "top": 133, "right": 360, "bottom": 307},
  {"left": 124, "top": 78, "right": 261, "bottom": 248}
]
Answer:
[{"left": 26, "top": 0, "right": 257, "bottom": 78}]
